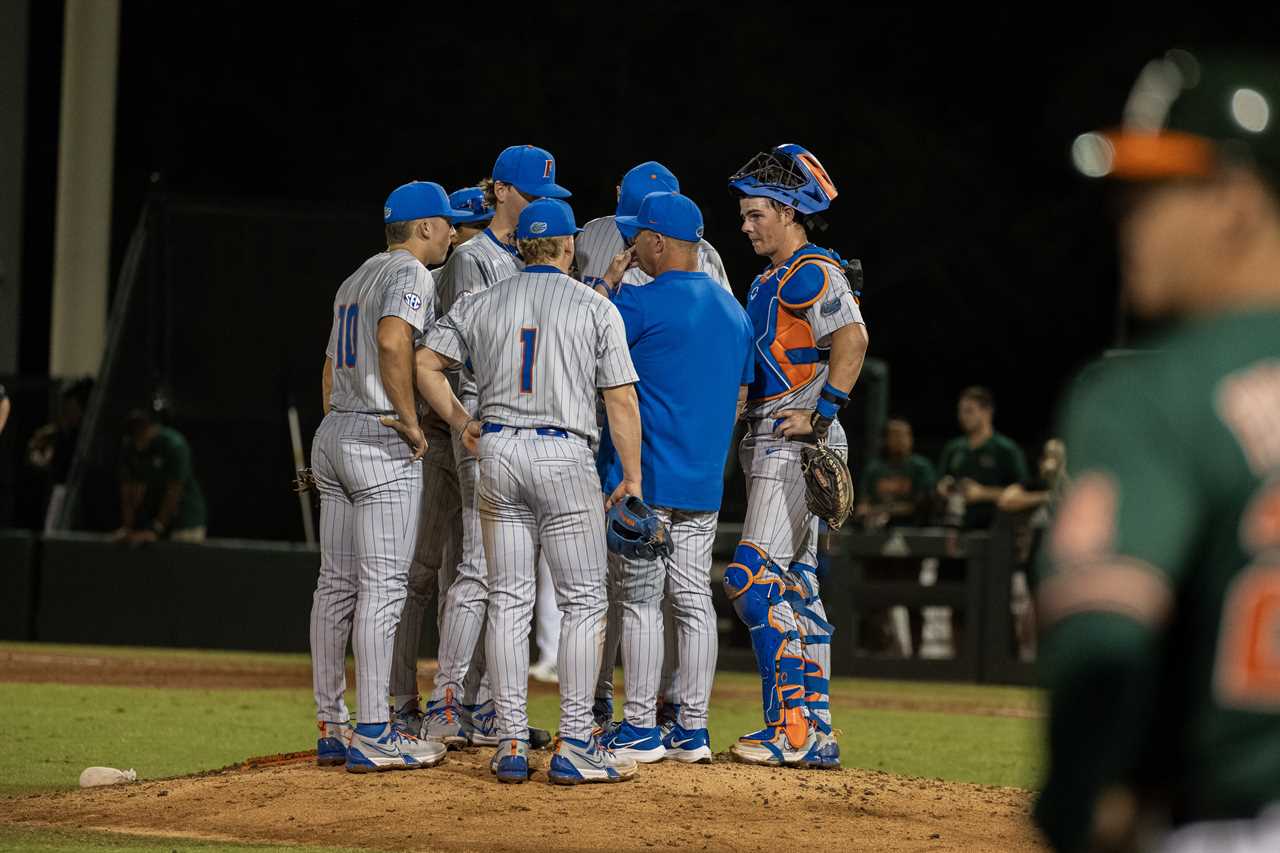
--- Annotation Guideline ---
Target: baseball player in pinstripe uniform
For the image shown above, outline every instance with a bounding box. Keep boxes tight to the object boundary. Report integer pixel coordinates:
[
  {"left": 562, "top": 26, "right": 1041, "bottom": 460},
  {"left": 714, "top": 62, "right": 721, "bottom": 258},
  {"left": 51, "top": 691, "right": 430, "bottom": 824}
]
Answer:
[
  {"left": 417, "top": 146, "right": 569, "bottom": 748},
  {"left": 405, "top": 197, "right": 644, "bottom": 785},
  {"left": 446, "top": 186, "right": 493, "bottom": 248},
  {"left": 723, "top": 144, "right": 869, "bottom": 768},
  {"left": 593, "top": 192, "right": 755, "bottom": 765},
  {"left": 577, "top": 161, "right": 731, "bottom": 292},
  {"left": 387, "top": 186, "right": 494, "bottom": 733},
  {"left": 310, "top": 181, "right": 471, "bottom": 773}
]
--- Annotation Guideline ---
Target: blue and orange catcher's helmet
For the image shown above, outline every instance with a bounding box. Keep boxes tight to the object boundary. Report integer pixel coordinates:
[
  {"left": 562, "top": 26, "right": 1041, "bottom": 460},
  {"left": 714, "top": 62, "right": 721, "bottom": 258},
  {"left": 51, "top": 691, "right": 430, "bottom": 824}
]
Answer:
[{"left": 728, "top": 143, "right": 838, "bottom": 215}]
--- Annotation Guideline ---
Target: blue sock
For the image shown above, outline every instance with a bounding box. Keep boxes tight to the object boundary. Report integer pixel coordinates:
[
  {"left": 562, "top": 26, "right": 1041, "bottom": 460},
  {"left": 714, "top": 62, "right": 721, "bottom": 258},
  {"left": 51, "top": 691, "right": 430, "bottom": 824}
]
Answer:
[{"left": 355, "top": 722, "right": 386, "bottom": 738}]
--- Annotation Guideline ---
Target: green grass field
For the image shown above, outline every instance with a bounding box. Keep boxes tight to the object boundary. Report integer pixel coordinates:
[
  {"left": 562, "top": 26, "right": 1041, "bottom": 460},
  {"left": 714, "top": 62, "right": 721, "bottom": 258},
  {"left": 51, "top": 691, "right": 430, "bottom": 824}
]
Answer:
[{"left": 0, "top": 643, "right": 1044, "bottom": 852}]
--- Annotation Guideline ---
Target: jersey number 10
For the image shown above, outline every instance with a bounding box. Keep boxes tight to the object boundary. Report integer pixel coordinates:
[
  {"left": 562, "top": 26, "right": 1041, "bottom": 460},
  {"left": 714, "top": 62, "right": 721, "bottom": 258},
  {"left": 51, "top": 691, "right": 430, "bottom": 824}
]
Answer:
[{"left": 335, "top": 305, "right": 358, "bottom": 368}]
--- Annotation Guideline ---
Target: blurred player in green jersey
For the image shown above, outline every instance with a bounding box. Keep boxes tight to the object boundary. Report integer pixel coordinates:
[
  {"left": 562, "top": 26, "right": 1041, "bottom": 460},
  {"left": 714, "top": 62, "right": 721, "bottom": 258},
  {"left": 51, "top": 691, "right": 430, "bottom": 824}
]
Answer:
[{"left": 1037, "top": 50, "right": 1280, "bottom": 852}]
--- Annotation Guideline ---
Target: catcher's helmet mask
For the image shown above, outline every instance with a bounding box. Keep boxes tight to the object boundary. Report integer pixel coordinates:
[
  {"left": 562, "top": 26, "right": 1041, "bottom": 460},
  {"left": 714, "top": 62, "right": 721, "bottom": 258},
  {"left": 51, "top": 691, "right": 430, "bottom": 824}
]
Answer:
[{"left": 729, "top": 143, "right": 838, "bottom": 231}]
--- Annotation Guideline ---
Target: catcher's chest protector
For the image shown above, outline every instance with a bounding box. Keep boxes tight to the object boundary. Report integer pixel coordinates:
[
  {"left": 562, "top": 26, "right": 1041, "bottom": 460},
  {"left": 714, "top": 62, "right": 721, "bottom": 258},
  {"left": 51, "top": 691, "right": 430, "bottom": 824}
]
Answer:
[{"left": 745, "top": 245, "right": 843, "bottom": 403}]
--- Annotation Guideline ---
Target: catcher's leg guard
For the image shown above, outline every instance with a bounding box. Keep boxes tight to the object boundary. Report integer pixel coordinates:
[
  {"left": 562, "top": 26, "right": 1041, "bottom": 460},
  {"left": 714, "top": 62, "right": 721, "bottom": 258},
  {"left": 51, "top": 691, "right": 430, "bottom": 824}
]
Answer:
[
  {"left": 784, "top": 562, "right": 835, "bottom": 734},
  {"left": 724, "top": 542, "right": 809, "bottom": 748}
]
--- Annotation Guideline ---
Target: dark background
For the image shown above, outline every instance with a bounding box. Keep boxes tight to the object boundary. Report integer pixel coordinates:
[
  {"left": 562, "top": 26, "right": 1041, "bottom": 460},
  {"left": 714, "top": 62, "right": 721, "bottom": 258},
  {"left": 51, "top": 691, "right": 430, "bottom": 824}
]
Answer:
[{"left": 13, "top": 4, "right": 1280, "bottom": 539}]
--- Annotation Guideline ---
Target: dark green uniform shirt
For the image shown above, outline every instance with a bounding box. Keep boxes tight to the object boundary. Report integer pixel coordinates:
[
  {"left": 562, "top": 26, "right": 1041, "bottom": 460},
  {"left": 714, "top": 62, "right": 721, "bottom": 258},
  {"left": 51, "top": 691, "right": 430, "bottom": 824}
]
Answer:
[
  {"left": 1037, "top": 310, "right": 1280, "bottom": 841},
  {"left": 937, "top": 432, "right": 1028, "bottom": 528},
  {"left": 859, "top": 454, "right": 937, "bottom": 524},
  {"left": 120, "top": 426, "right": 207, "bottom": 532}
]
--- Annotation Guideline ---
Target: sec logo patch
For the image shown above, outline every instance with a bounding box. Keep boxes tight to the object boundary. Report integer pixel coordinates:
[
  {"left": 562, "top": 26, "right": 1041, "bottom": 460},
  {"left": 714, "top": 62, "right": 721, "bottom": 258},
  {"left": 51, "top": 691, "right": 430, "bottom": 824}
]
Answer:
[{"left": 404, "top": 293, "right": 422, "bottom": 311}]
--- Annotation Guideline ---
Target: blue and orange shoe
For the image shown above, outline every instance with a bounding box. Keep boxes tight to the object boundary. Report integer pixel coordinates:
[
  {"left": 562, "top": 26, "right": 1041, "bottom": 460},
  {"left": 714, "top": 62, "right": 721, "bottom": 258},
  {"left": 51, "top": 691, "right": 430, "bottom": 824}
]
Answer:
[
  {"left": 463, "top": 699, "right": 500, "bottom": 747},
  {"left": 803, "top": 730, "right": 841, "bottom": 770},
  {"left": 345, "top": 723, "right": 447, "bottom": 773},
  {"left": 421, "top": 693, "right": 468, "bottom": 749},
  {"left": 316, "top": 721, "right": 352, "bottom": 767},
  {"left": 547, "top": 734, "right": 637, "bottom": 785},
  {"left": 490, "top": 738, "right": 531, "bottom": 784}
]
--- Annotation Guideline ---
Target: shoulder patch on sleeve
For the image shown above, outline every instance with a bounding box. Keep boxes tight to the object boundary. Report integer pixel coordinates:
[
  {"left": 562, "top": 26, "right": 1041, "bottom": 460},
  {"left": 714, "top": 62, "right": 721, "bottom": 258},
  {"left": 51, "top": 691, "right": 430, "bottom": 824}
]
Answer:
[
  {"left": 404, "top": 292, "right": 422, "bottom": 311},
  {"left": 778, "top": 257, "right": 834, "bottom": 309}
]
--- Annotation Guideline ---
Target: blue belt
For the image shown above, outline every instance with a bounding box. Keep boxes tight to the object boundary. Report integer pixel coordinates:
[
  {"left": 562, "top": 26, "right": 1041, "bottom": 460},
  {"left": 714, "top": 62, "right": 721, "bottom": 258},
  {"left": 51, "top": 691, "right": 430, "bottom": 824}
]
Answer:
[{"left": 481, "top": 423, "right": 569, "bottom": 438}]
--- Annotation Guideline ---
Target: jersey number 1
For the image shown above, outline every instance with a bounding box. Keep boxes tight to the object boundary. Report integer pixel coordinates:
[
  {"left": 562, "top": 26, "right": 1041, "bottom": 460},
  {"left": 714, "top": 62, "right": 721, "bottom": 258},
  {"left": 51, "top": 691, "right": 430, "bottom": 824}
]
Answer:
[
  {"left": 519, "top": 327, "right": 537, "bottom": 394},
  {"left": 335, "top": 305, "right": 358, "bottom": 368}
]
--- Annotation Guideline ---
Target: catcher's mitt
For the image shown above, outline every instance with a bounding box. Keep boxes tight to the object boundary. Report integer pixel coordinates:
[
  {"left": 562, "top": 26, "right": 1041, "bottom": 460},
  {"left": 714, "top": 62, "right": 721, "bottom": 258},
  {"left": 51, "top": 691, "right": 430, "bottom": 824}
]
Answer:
[
  {"left": 800, "top": 444, "right": 854, "bottom": 530},
  {"left": 606, "top": 496, "right": 674, "bottom": 561}
]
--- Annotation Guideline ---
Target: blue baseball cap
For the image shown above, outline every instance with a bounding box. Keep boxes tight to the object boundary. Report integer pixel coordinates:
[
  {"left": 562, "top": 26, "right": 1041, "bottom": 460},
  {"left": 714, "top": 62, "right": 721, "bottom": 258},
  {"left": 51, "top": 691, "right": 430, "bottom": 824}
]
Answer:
[
  {"left": 448, "top": 187, "right": 494, "bottom": 224},
  {"left": 515, "top": 198, "right": 582, "bottom": 240},
  {"left": 615, "top": 191, "right": 704, "bottom": 243},
  {"left": 616, "top": 161, "right": 680, "bottom": 218},
  {"left": 493, "top": 145, "right": 572, "bottom": 199},
  {"left": 384, "top": 181, "right": 473, "bottom": 223}
]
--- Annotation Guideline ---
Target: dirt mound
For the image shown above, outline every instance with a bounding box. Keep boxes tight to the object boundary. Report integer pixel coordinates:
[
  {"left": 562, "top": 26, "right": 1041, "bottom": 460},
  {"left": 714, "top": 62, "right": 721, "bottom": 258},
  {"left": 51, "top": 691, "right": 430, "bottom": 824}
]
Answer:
[{"left": 2, "top": 746, "right": 1046, "bottom": 852}]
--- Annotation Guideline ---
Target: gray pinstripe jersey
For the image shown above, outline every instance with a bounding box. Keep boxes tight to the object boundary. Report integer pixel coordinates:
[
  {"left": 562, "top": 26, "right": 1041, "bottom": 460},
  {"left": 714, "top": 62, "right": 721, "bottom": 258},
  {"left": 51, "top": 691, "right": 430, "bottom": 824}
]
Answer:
[
  {"left": 325, "top": 249, "right": 433, "bottom": 415},
  {"left": 575, "top": 215, "right": 732, "bottom": 292},
  {"left": 424, "top": 268, "right": 638, "bottom": 443},
  {"left": 744, "top": 259, "right": 865, "bottom": 419},
  {"left": 432, "top": 230, "right": 524, "bottom": 400}
]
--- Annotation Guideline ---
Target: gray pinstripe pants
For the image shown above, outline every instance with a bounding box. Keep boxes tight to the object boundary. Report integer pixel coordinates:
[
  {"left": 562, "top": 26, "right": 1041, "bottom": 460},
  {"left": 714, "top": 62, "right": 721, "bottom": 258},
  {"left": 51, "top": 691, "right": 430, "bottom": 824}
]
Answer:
[
  {"left": 607, "top": 507, "right": 719, "bottom": 729},
  {"left": 479, "top": 430, "right": 608, "bottom": 742},
  {"left": 389, "top": 427, "right": 461, "bottom": 710},
  {"left": 428, "top": 424, "right": 490, "bottom": 705},
  {"left": 309, "top": 412, "right": 422, "bottom": 724}
]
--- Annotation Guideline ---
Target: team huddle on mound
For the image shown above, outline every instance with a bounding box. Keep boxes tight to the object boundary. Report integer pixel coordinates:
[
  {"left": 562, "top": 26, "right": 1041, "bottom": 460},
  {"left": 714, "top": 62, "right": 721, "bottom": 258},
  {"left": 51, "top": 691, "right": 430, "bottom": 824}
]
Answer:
[{"left": 306, "top": 142, "right": 869, "bottom": 784}]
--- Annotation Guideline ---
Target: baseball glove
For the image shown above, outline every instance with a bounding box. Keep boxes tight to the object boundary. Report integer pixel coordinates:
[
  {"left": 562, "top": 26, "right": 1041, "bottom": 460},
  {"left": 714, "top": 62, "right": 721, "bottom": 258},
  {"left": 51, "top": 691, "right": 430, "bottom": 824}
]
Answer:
[
  {"left": 293, "top": 467, "right": 319, "bottom": 508},
  {"left": 800, "top": 443, "right": 854, "bottom": 530},
  {"left": 606, "top": 496, "right": 674, "bottom": 561}
]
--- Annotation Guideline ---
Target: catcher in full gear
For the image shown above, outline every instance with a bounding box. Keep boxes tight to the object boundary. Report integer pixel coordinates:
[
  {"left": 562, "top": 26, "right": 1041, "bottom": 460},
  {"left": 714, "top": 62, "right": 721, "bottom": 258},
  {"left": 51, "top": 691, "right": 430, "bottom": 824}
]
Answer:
[
  {"left": 723, "top": 143, "right": 869, "bottom": 768},
  {"left": 1038, "top": 51, "right": 1280, "bottom": 852}
]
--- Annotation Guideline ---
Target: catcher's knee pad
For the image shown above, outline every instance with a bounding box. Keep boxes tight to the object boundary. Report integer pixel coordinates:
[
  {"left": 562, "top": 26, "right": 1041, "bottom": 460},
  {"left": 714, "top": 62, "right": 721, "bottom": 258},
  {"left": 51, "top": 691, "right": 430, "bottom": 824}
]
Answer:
[
  {"left": 724, "top": 542, "right": 809, "bottom": 747},
  {"left": 785, "top": 562, "right": 835, "bottom": 733}
]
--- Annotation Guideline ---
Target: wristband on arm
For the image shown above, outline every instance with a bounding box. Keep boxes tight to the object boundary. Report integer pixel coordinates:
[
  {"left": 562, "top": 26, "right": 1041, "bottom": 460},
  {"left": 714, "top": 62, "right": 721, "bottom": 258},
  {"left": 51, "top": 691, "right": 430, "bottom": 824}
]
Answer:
[{"left": 812, "top": 383, "right": 850, "bottom": 440}]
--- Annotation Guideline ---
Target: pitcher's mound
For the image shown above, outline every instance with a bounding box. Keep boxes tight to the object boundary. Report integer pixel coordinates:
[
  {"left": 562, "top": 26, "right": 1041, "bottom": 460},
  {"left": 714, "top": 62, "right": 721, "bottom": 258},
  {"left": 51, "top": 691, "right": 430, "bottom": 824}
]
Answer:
[{"left": 3, "top": 747, "right": 1045, "bottom": 852}]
